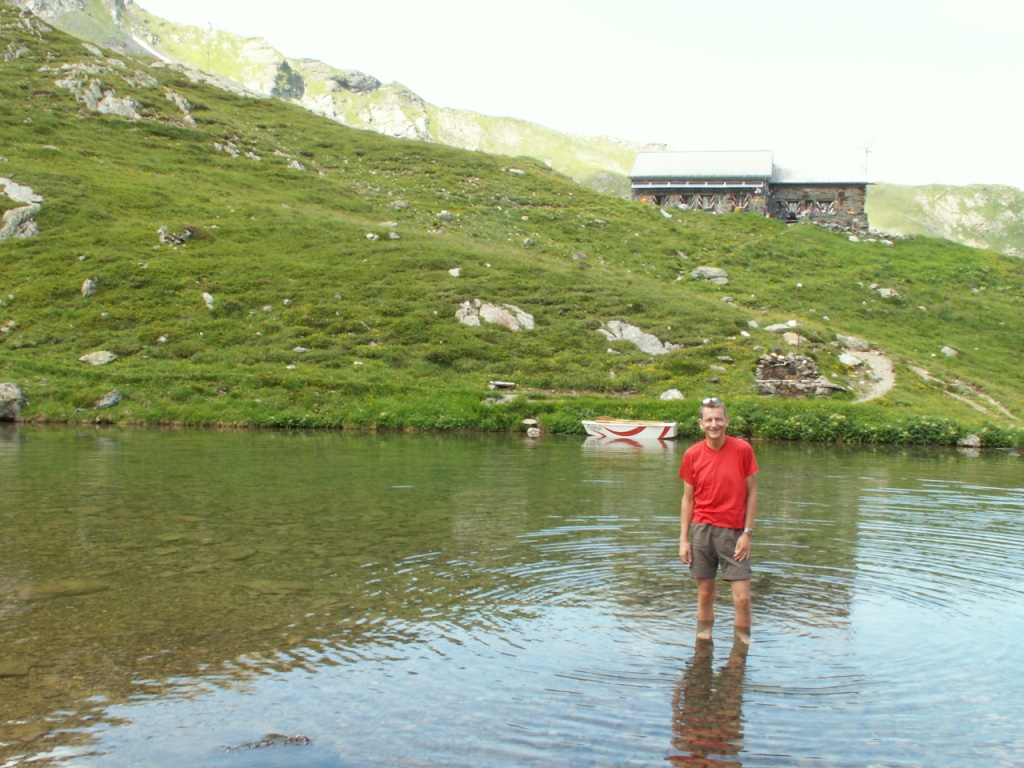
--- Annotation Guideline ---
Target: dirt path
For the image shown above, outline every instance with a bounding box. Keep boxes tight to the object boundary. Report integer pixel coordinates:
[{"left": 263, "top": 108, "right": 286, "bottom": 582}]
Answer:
[
  {"left": 846, "top": 349, "right": 896, "bottom": 402},
  {"left": 909, "top": 366, "right": 1017, "bottom": 420}
]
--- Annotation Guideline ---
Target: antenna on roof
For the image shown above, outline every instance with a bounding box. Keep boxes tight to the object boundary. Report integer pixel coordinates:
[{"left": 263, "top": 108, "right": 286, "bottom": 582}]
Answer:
[{"left": 863, "top": 140, "right": 874, "bottom": 177}]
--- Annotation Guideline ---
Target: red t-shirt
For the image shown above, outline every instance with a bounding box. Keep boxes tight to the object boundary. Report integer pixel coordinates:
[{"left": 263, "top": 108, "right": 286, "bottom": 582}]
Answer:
[{"left": 679, "top": 436, "right": 758, "bottom": 529}]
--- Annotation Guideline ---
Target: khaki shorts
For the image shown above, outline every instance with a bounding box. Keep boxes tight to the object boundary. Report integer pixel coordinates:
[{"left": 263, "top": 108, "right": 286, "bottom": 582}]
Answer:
[{"left": 689, "top": 523, "right": 752, "bottom": 581}]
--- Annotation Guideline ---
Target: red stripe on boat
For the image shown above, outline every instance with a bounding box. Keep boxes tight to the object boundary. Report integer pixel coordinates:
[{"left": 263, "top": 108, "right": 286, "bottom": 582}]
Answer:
[{"left": 605, "top": 426, "right": 647, "bottom": 437}]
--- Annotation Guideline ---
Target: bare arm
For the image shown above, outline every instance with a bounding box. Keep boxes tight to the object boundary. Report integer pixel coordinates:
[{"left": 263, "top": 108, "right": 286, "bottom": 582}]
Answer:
[
  {"left": 680, "top": 480, "right": 695, "bottom": 564},
  {"left": 734, "top": 473, "right": 758, "bottom": 561}
]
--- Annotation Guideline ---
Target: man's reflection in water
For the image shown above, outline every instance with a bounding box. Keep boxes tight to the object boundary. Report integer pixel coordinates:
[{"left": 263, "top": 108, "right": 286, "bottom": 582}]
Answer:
[{"left": 669, "top": 632, "right": 749, "bottom": 766}]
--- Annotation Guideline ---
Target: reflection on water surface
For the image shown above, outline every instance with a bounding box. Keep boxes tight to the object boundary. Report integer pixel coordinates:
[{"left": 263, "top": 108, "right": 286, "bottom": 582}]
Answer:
[{"left": 0, "top": 427, "right": 1022, "bottom": 766}]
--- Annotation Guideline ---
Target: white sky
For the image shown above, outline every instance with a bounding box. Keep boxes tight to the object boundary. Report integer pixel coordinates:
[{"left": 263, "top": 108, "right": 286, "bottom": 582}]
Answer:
[{"left": 137, "top": 0, "right": 1024, "bottom": 189}]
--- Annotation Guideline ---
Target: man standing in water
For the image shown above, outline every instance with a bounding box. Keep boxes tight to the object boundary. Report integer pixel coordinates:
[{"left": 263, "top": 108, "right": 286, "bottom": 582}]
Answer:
[{"left": 679, "top": 397, "right": 758, "bottom": 642}]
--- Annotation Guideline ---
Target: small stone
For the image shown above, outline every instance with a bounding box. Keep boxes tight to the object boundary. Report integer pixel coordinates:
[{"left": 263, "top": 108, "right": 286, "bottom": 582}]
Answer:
[
  {"left": 79, "top": 351, "right": 117, "bottom": 366},
  {"left": 0, "top": 660, "right": 31, "bottom": 677},
  {"left": 10, "top": 722, "right": 50, "bottom": 743}
]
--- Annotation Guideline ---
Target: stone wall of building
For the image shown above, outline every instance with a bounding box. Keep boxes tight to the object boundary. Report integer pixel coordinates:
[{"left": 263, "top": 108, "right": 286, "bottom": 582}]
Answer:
[
  {"left": 632, "top": 181, "right": 869, "bottom": 232},
  {"left": 769, "top": 184, "right": 868, "bottom": 231}
]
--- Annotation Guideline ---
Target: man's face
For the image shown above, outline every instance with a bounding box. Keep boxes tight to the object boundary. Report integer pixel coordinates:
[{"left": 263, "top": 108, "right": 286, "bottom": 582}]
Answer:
[{"left": 698, "top": 406, "right": 728, "bottom": 441}]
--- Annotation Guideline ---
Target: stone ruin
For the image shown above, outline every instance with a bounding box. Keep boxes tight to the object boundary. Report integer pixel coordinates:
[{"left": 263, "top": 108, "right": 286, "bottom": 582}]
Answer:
[{"left": 754, "top": 352, "right": 845, "bottom": 398}]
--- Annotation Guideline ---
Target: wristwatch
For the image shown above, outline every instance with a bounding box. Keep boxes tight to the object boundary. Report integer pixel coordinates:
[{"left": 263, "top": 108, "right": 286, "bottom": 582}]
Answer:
[{"left": 743, "top": 528, "right": 754, "bottom": 537}]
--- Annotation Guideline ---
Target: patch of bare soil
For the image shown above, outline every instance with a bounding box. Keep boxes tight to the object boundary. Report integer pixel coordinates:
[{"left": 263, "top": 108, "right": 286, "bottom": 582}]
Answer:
[{"left": 846, "top": 349, "right": 896, "bottom": 402}]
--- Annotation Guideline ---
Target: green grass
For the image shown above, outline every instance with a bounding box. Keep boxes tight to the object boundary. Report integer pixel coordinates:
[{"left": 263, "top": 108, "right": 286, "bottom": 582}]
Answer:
[{"left": 1, "top": 5, "right": 1023, "bottom": 447}]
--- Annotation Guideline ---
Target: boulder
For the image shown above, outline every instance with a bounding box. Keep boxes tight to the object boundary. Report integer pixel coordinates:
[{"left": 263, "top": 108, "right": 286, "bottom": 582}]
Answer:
[
  {"left": 478, "top": 302, "right": 534, "bottom": 331},
  {"left": 81, "top": 278, "right": 97, "bottom": 297},
  {"left": 598, "top": 320, "right": 679, "bottom": 355},
  {"left": 334, "top": 70, "right": 381, "bottom": 93},
  {"left": 957, "top": 434, "right": 982, "bottom": 448},
  {"left": 456, "top": 300, "right": 534, "bottom": 331},
  {"left": 0, "top": 382, "right": 26, "bottom": 421},
  {"left": 0, "top": 178, "right": 43, "bottom": 205},
  {"left": 836, "top": 333, "right": 870, "bottom": 352},
  {"left": 94, "top": 390, "right": 122, "bottom": 409},
  {"left": 691, "top": 266, "right": 729, "bottom": 282},
  {"left": 660, "top": 389, "right": 685, "bottom": 401},
  {"left": 79, "top": 351, "right": 117, "bottom": 365},
  {"left": 0, "top": 204, "right": 40, "bottom": 240}
]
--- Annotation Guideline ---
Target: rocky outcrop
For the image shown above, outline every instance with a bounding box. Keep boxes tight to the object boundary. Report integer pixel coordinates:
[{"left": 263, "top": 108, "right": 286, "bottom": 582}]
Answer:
[
  {"left": 270, "top": 60, "right": 303, "bottom": 100},
  {"left": 0, "top": 178, "right": 43, "bottom": 241},
  {"left": 691, "top": 266, "right": 729, "bottom": 285},
  {"left": 10, "top": 0, "right": 87, "bottom": 18},
  {"left": 0, "top": 203, "right": 40, "bottom": 240},
  {"left": 456, "top": 300, "right": 535, "bottom": 332},
  {"left": 295, "top": 60, "right": 381, "bottom": 94},
  {"left": 598, "top": 320, "right": 678, "bottom": 355}
]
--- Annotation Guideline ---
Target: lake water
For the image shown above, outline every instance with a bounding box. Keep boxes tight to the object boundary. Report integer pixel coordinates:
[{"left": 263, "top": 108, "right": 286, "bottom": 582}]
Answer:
[{"left": 1, "top": 427, "right": 1022, "bottom": 767}]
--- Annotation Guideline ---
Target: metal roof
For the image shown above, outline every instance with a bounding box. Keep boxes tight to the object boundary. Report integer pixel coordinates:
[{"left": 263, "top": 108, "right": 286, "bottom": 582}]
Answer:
[
  {"left": 630, "top": 151, "right": 869, "bottom": 185},
  {"left": 630, "top": 150, "right": 774, "bottom": 180}
]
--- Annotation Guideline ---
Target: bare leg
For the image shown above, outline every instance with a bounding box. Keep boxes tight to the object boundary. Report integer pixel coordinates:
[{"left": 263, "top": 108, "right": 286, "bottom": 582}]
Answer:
[
  {"left": 730, "top": 579, "right": 751, "bottom": 643},
  {"left": 696, "top": 578, "right": 716, "bottom": 639}
]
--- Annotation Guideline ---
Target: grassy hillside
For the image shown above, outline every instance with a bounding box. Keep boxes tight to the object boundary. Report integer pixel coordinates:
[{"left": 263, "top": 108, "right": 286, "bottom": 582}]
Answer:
[{"left": 1, "top": 6, "right": 1022, "bottom": 446}]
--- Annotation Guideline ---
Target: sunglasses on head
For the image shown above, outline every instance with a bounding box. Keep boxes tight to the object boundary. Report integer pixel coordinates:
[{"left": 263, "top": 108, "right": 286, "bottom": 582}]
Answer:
[{"left": 701, "top": 397, "right": 724, "bottom": 406}]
